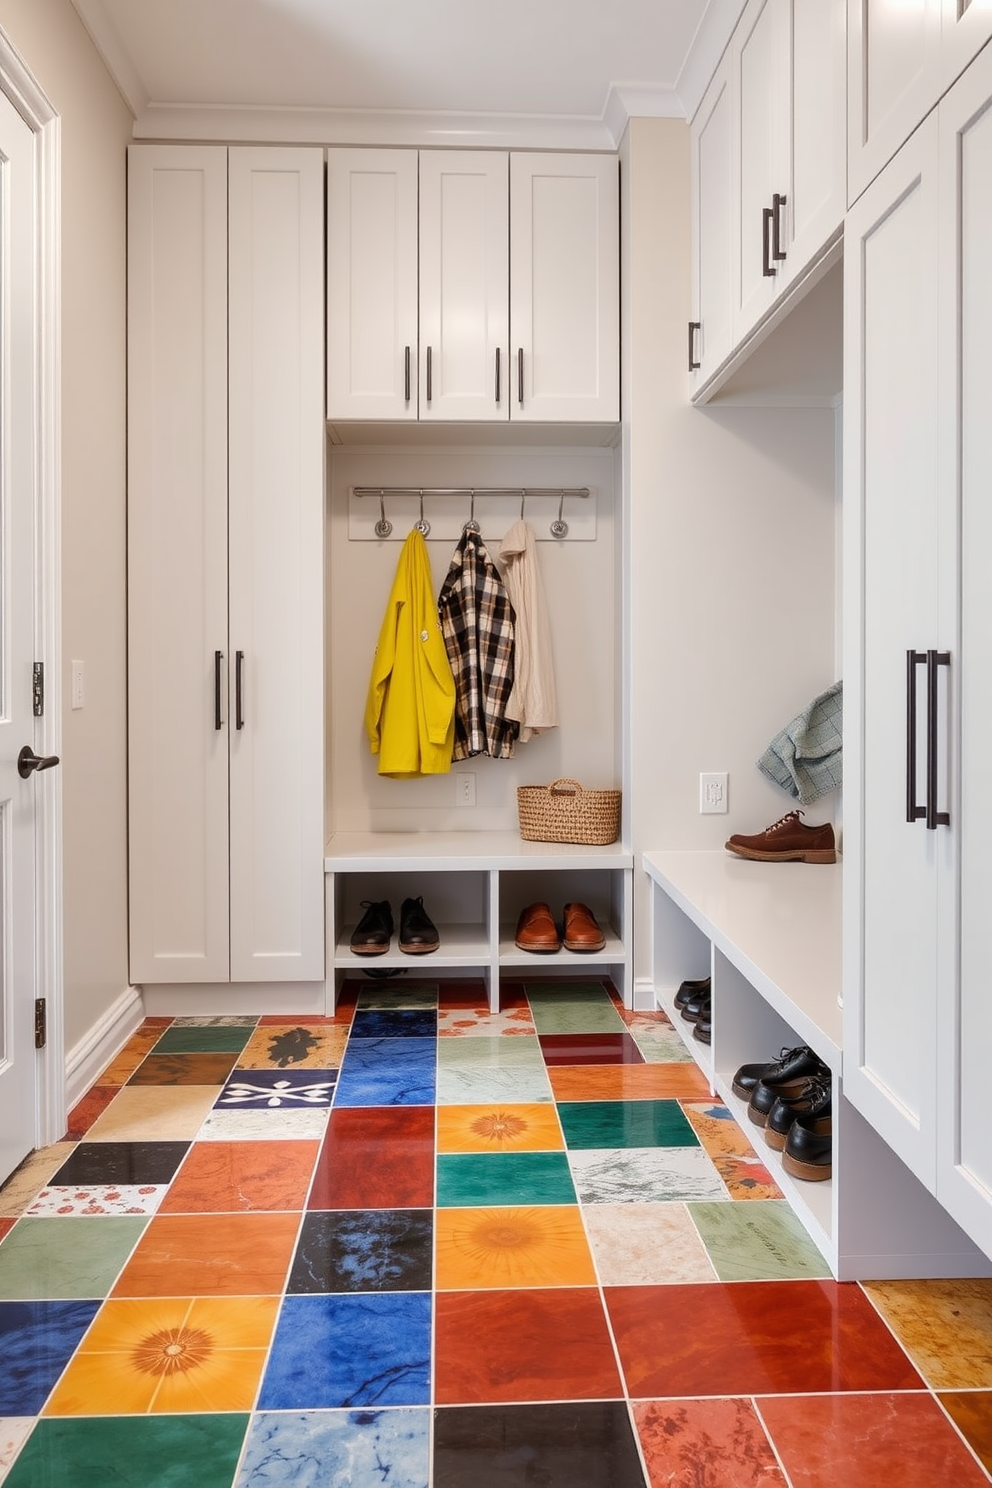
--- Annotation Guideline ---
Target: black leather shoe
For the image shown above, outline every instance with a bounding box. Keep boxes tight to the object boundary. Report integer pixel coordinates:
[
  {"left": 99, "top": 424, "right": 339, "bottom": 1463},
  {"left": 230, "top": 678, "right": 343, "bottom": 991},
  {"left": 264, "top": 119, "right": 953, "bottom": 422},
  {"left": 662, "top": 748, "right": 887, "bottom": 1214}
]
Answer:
[
  {"left": 350, "top": 900, "right": 393, "bottom": 956},
  {"left": 746, "top": 1048, "right": 830, "bottom": 1125},
  {"left": 692, "top": 1012, "right": 711, "bottom": 1045},
  {"left": 679, "top": 990, "right": 711, "bottom": 1023},
  {"left": 675, "top": 975, "right": 711, "bottom": 1010},
  {"left": 399, "top": 896, "right": 440, "bottom": 954},
  {"left": 765, "top": 1073, "right": 831, "bottom": 1151},
  {"left": 782, "top": 1103, "right": 833, "bottom": 1181},
  {"left": 732, "top": 1045, "right": 824, "bottom": 1101}
]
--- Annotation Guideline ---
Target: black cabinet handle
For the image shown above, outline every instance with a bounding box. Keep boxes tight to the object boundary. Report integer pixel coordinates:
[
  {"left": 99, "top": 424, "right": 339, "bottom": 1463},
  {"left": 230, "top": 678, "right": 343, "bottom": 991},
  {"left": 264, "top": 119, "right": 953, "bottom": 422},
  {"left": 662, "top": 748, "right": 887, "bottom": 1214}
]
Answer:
[
  {"left": 235, "top": 650, "right": 245, "bottom": 731},
  {"left": 404, "top": 345, "right": 411, "bottom": 404},
  {"left": 495, "top": 347, "right": 501, "bottom": 405},
  {"left": 517, "top": 347, "right": 524, "bottom": 405},
  {"left": 762, "top": 206, "right": 776, "bottom": 277},
  {"left": 906, "top": 649, "right": 927, "bottom": 823},
  {"left": 214, "top": 650, "right": 223, "bottom": 730},
  {"left": 426, "top": 345, "right": 432, "bottom": 404},
  {"left": 926, "top": 649, "right": 950, "bottom": 829},
  {"left": 772, "top": 193, "right": 787, "bottom": 262},
  {"left": 688, "top": 321, "right": 701, "bottom": 372}
]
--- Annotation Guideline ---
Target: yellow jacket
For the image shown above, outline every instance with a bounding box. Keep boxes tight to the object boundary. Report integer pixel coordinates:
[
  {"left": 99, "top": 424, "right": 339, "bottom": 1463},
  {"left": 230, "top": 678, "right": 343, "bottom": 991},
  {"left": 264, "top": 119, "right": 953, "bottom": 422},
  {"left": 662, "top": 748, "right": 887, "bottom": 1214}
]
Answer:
[{"left": 365, "top": 529, "right": 456, "bottom": 777}]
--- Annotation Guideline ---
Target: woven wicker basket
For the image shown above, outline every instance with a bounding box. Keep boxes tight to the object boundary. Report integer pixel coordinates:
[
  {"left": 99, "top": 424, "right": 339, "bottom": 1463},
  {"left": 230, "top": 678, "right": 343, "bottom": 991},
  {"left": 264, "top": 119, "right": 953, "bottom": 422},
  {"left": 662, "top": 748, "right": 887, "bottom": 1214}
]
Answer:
[{"left": 517, "top": 778, "right": 622, "bottom": 846}]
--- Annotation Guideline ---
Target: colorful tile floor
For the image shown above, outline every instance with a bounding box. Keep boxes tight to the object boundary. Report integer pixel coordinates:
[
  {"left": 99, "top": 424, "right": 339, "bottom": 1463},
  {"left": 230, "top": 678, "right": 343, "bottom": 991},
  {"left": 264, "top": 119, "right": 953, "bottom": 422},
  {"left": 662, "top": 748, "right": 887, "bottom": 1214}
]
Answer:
[{"left": 1, "top": 976, "right": 991, "bottom": 1486}]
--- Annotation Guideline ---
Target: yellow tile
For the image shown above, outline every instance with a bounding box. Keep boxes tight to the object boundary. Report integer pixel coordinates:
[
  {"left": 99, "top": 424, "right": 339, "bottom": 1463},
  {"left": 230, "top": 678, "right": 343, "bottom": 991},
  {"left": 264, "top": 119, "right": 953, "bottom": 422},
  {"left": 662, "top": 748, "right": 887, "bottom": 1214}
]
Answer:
[
  {"left": 863, "top": 1279, "right": 992, "bottom": 1388},
  {"left": 0, "top": 1144, "right": 77, "bottom": 1217},
  {"left": 82, "top": 1086, "right": 218, "bottom": 1142},
  {"left": 236, "top": 1024, "right": 348, "bottom": 1070},
  {"left": 436, "top": 1104, "right": 564, "bottom": 1154},
  {"left": 435, "top": 1205, "right": 596, "bottom": 1290}
]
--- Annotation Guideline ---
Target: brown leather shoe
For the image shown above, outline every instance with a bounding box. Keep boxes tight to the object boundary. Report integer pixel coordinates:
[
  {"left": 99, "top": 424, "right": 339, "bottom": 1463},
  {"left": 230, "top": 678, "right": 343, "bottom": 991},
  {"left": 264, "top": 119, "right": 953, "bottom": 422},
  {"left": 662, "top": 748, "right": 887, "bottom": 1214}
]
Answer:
[
  {"left": 515, "top": 902, "right": 560, "bottom": 953},
  {"left": 562, "top": 902, "right": 606, "bottom": 953},
  {"left": 725, "top": 810, "right": 836, "bottom": 864}
]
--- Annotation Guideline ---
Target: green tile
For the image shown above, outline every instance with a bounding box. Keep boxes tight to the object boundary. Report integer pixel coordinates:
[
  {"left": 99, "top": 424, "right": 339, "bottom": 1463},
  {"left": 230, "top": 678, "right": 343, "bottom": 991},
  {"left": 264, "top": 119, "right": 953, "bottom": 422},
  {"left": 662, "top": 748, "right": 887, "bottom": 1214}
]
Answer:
[
  {"left": 688, "top": 1200, "right": 832, "bottom": 1281},
  {"left": 151, "top": 1024, "right": 256, "bottom": 1053},
  {"left": 0, "top": 1217, "right": 147, "bottom": 1299},
  {"left": 631, "top": 1027, "right": 695, "bottom": 1063},
  {"left": 437, "top": 1151, "right": 576, "bottom": 1207},
  {"left": 436, "top": 1036, "right": 544, "bottom": 1068},
  {"left": 7, "top": 1415, "right": 250, "bottom": 1488},
  {"left": 524, "top": 984, "right": 627, "bottom": 1035},
  {"left": 558, "top": 1100, "right": 699, "bottom": 1150}
]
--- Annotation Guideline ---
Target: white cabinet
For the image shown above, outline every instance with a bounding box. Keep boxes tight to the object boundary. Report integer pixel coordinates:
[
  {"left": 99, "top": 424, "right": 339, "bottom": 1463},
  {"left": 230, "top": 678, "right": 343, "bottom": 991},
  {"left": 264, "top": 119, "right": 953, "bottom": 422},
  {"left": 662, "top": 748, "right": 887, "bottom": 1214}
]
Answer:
[
  {"left": 689, "top": 57, "right": 734, "bottom": 388},
  {"left": 734, "top": 0, "right": 792, "bottom": 334},
  {"left": 128, "top": 144, "right": 325, "bottom": 986},
  {"left": 326, "top": 148, "right": 619, "bottom": 424}
]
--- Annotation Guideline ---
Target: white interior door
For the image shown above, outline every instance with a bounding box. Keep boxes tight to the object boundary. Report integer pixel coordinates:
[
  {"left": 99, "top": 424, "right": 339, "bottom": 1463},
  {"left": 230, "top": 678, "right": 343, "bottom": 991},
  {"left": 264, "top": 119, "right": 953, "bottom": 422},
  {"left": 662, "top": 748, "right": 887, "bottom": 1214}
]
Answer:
[{"left": 0, "top": 88, "right": 42, "bottom": 1184}]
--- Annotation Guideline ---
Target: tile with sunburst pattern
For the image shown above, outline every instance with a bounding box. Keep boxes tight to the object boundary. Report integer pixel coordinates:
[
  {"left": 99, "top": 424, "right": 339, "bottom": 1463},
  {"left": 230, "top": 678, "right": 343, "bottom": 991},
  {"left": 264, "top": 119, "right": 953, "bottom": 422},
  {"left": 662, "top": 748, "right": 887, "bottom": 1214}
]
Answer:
[
  {"left": 435, "top": 1205, "right": 596, "bottom": 1290},
  {"left": 436, "top": 1104, "right": 564, "bottom": 1153}
]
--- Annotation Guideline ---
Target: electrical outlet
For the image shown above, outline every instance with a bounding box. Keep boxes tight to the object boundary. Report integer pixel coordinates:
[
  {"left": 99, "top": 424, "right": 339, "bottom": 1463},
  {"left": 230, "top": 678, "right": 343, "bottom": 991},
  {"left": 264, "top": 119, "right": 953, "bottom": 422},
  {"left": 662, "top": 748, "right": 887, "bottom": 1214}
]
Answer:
[
  {"left": 699, "top": 771, "right": 728, "bottom": 814},
  {"left": 456, "top": 772, "right": 476, "bottom": 807}
]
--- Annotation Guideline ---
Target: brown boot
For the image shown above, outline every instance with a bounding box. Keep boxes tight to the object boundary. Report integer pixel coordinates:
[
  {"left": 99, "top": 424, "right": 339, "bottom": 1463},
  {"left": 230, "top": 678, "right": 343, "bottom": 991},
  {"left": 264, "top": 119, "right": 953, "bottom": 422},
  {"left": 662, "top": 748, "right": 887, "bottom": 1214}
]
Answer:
[{"left": 726, "top": 810, "right": 835, "bottom": 864}]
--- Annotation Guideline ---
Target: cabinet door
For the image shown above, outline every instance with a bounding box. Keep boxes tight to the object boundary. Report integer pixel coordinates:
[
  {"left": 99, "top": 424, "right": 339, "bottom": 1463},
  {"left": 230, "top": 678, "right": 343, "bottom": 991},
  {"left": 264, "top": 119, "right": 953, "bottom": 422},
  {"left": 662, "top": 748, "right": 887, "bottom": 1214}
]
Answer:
[
  {"left": 690, "top": 57, "right": 734, "bottom": 390},
  {"left": 734, "top": 0, "right": 790, "bottom": 338},
  {"left": 127, "top": 145, "right": 231, "bottom": 984},
  {"left": 847, "top": 0, "right": 942, "bottom": 206},
  {"left": 843, "top": 116, "right": 941, "bottom": 1185},
  {"left": 326, "top": 149, "right": 418, "bottom": 420},
  {"left": 228, "top": 148, "right": 326, "bottom": 982},
  {"left": 419, "top": 151, "right": 509, "bottom": 421},
  {"left": 940, "top": 0, "right": 992, "bottom": 96},
  {"left": 937, "top": 47, "right": 992, "bottom": 1257},
  {"left": 509, "top": 153, "right": 619, "bottom": 423},
  {"left": 787, "top": 0, "right": 846, "bottom": 282}
]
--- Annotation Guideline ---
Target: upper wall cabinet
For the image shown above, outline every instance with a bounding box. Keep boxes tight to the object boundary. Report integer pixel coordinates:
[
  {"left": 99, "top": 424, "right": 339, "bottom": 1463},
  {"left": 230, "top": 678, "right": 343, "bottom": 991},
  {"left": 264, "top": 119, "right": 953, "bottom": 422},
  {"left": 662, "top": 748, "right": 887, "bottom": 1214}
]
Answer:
[
  {"left": 326, "top": 148, "right": 620, "bottom": 425},
  {"left": 689, "top": 57, "right": 734, "bottom": 387},
  {"left": 847, "top": 0, "right": 992, "bottom": 206}
]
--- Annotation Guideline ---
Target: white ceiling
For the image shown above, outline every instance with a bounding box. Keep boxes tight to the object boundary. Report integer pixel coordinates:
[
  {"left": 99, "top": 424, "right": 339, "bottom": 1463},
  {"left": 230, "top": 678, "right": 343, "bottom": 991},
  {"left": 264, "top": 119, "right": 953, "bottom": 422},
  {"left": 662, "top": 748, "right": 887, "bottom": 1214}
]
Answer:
[{"left": 71, "top": 0, "right": 741, "bottom": 148}]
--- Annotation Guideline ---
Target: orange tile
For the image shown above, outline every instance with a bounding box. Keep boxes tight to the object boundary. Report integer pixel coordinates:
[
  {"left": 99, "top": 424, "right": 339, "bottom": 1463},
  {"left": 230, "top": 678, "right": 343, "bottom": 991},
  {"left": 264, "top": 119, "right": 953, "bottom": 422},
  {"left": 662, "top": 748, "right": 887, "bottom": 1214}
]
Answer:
[
  {"left": 683, "top": 1102, "right": 783, "bottom": 1201},
  {"left": 237, "top": 1024, "right": 348, "bottom": 1070},
  {"left": 99, "top": 1028, "right": 169, "bottom": 1085},
  {"left": 548, "top": 1063, "right": 713, "bottom": 1101},
  {"left": 634, "top": 1398, "right": 787, "bottom": 1488},
  {"left": 44, "top": 1296, "right": 279, "bottom": 1415},
  {"left": 939, "top": 1392, "right": 992, "bottom": 1473},
  {"left": 65, "top": 1086, "right": 119, "bottom": 1139},
  {"left": 435, "top": 1205, "right": 596, "bottom": 1290},
  {"left": 436, "top": 1104, "right": 564, "bottom": 1154},
  {"left": 112, "top": 1213, "right": 299, "bottom": 1297},
  {"left": 159, "top": 1140, "right": 319, "bottom": 1214}
]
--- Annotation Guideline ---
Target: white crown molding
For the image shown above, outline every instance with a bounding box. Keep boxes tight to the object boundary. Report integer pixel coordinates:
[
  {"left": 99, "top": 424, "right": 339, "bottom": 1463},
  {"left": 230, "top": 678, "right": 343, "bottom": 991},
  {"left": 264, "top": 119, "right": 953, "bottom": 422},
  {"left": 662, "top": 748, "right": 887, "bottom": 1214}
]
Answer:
[
  {"left": 70, "top": 0, "right": 145, "bottom": 118},
  {"left": 603, "top": 84, "right": 685, "bottom": 145},
  {"left": 677, "top": 0, "right": 747, "bottom": 122}
]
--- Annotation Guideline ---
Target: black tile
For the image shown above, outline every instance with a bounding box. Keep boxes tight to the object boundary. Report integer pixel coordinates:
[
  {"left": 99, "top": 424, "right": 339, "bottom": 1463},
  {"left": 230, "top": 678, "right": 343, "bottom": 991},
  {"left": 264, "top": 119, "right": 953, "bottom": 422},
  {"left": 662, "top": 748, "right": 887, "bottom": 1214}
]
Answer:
[
  {"left": 349, "top": 1009, "right": 438, "bottom": 1039},
  {"left": 433, "top": 1402, "right": 648, "bottom": 1488},
  {"left": 287, "top": 1209, "right": 434, "bottom": 1294},
  {"left": 52, "top": 1141, "right": 191, "bottom": 1187}
]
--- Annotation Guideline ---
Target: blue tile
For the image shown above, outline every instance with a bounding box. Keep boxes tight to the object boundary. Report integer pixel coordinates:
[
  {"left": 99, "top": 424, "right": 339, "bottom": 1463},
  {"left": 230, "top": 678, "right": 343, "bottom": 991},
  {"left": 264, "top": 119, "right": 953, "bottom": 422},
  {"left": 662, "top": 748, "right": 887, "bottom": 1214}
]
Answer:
[
  {"left": 237, "top": 1408, "right": 430, "bottom": 1487},
  {"left": 350, "top": 1009, "right": 437, "bottom": 1039},
  {"left": 213, "top": 1069, "right": 337, "bottom": 1110},
  {"left": 0, "top": 1300, "right": 100, "bottom": 1415},
  {"left": 258, "top": 1293, "right": 431, "bottom": 1409},
  {"left": 334, "top": 1038, "right": 436, "bottom": 1108}
]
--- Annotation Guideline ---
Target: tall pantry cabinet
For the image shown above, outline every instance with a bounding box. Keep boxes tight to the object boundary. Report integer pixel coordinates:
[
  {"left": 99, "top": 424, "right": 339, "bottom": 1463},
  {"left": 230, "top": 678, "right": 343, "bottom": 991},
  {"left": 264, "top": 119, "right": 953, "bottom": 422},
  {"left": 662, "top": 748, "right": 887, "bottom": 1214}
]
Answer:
[{"left": 127, "top": 145, "right": 325, "bottom": 987}]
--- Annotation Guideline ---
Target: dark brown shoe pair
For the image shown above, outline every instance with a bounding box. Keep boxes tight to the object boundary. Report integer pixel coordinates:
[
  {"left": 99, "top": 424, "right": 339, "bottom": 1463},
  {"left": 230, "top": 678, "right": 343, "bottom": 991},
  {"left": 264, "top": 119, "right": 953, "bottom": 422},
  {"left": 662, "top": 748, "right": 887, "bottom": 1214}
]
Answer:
[
  {"left": 725, "top": 810, "right": 836, "bottom": 864},
  {"left": 514, "top": 902, "right": 605, "bottom": 954}
]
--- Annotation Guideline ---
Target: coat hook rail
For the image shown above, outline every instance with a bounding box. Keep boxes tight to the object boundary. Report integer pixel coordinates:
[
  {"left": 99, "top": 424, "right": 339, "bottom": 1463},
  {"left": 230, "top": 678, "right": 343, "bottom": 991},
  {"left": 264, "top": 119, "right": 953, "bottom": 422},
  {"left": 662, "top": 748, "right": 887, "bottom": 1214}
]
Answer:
[
  {"left": 352, "top": 486, "right": 591, "bottom": 501},
  {"left": 350, "top": 486, "right": 596, "bottom": 543}
]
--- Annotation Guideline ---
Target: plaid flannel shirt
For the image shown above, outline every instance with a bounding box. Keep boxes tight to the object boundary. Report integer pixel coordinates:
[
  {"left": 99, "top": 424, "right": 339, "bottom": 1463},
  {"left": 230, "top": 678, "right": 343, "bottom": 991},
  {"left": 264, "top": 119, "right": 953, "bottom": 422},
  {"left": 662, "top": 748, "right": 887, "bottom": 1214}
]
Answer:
[{"left": 438, "top": 530, "right": 520, "bottom": 760}]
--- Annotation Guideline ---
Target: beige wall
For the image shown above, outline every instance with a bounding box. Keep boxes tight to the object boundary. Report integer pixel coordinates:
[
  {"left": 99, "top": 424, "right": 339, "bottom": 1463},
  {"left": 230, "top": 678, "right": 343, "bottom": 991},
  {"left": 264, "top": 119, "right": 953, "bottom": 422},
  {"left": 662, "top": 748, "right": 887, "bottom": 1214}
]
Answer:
[{"left": 0, "top": 0, "right": 132, "bottom": 1053}]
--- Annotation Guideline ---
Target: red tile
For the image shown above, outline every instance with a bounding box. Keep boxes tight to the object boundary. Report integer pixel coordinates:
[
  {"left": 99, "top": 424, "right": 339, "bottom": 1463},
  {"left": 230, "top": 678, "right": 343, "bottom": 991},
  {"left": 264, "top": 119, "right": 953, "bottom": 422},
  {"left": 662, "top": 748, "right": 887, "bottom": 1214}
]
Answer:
[
  {"left": 605, "top": 1282, "right": 924, "bottom": 1398},
  {"left": 539, "top": 1033, "right": 644, "bottom": 1066},
  {"left": 65, "top": 1085, "right": 118, "bottom": 1139},
  {"left": 634, "top": 1398, "right": 787, "bottom": 1488},
  {"left": 308, "top": 1106, "right": 434, "bottom": 1209},
  {"left": 0, "top": 1218, "right": 16, "bottom": 1243},
  {"left": 435, "top": 1288, "right": 623, "bottom": 1404},
  {"left": 760, "top": 1391, "right": 992, "bottom": 1488}
]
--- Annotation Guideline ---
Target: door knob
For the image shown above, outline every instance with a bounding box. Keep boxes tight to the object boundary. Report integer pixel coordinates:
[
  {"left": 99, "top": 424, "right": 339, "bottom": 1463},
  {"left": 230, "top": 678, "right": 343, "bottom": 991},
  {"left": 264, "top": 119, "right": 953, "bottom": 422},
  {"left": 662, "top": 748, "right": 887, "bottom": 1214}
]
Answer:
[{"left": 17, "top": 746, "right": 60, "bottom": 779}]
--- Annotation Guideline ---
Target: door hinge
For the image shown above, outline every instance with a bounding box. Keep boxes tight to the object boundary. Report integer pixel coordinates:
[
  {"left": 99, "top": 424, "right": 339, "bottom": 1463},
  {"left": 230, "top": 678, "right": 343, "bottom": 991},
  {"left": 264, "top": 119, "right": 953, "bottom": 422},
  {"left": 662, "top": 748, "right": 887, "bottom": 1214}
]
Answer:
[
  {"left": 35, "top": 998, "right": 47, "bottom": 1049},
  {"left": 33, "top": 662, "right": 44, "bottom": 717}
]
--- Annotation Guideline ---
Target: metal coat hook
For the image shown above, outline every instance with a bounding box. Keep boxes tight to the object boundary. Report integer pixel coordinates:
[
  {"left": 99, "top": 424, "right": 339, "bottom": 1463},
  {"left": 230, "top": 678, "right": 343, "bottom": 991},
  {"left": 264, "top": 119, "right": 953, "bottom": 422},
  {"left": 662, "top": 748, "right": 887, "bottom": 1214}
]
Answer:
[
  {"left": 414, "top": 490, "right": 430, "bottom": 537},
  {"left": 463, "top": 489, "right": 480, "bottom": 534},
  {"left": 520, "top": 489, "right": 526, "bottom": 520},
  {"left": 550, "top": 491, "right": 568, "bottom": 539},
  {"left": 374, "top": 489, "right": 392, "bottom": 538}
]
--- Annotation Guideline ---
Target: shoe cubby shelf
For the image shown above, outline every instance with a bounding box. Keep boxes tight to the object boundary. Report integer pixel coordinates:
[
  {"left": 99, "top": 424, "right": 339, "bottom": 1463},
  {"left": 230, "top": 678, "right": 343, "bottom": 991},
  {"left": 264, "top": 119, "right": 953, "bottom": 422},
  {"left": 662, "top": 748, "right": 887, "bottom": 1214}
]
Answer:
[
  {"left": 644, "top": 849, "right": 983, "bottom": 1282},
  {"left": 325, "top": 830, "right": 633, "bottom": 1012}
]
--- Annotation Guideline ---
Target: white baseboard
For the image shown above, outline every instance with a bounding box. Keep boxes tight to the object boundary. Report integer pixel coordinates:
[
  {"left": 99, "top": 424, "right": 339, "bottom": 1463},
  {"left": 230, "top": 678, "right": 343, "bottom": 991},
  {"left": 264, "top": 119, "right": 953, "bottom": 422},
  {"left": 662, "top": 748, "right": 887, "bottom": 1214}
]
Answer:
[
  {"left": 139, "top": 981, "right": 327, "bottom": 1018},
  {"left": 633, "top": 975, "right": 658, "bottom": 1011},
  {"left": 64, "top": 984, "right": 145, "bottom": 1110}
]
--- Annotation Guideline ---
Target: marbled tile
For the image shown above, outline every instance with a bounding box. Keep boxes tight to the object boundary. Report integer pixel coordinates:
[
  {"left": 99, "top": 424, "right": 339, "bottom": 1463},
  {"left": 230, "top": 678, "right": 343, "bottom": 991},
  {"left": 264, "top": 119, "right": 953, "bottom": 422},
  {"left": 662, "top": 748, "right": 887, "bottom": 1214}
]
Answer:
[
  {"left": 288, "top": 1210, "right": 433, "bottom": 1293},
  {"left": 197, "top": 1108, "right": 329, "bottom": 1142},
  {"left": 682, "top": 1103, "right": 783, "bottom": 1200},
  {"left": 213, "top": 1069, "right": 336, "bottom": 1110},
  {"left": 258, "top": 1292, "right": 431, "bottom": 1409},
  {"left": 309, "top": 1107, "right": 435, "bottom": 1210},
  {"left": 349, "top": 1008, "right": 437, "bottom": 1039},
  {"left": 159, "top": 1140, "right": 319, "bottom": 1214},
  {"left": 0, "top": 1218, "right": 147, "bottom": 1300},
  {"left": 539, "top": 1033, "right": 645, "bottom": 1065},
  {"left": 111, "top": 1213, "right": 300, "bottom": 1298},
  {"left": 434, "top": 1288, "right": 622, "bottom": 1404},
  {"left": 65, "top": 1086, "right": 118, "bottom": 1139},
  {"left": 335, "top": 1037, "right": 436, "bottom": 1107},
  {"left": 0, "top": 1144, "right": 76, "bottom": 1216},
  {"left": 236, "top": 1408, "right": 430, "bottom": 1488},
  {"left": 0, "top": 1301, "right": 101, "bottom": 1414},
  {"left": 688, "top": 1201, "right": 831, "bottom": 1281},
  {"left": 558, "top": 1099, "right": 699, "bottom": 1150},
  {"left": 436, "top": 1103, "right": 564, "bottom": 1153},
  {"left": 4, "top": 1414, "right": 250, "bottom": 1488},
  {"left": 438, "top": 1006, "right": 536, "bottom": 1036},
  {"left": 172, "top": 1016, "right": 258, "bottom": 1027},
  {"left": 605, "top": 1281, "right": 925, "bottom": 1398},
  {"left": 0, "top": 1419, "right": 32, "bottom": 1479},
  {"left": 236, "top": 1024, "right": 348, "bottom": 1070},
  {"left": 628, "top": 1026, "right": 697, "bottom": 1063},
  {"left": 548, "top": 1064, "right": 713, "bottom": 1101},
  {"left": 98, "top": 1026, "right": 172, "bottom": 1085},
  {"left": 151, "top": 1025, "right": 256, "bottom": 1054},
  {"left": 525, "top": 989, "right": 628, "bottom": 1036},
  {"left": 434, "top": 1402, "right": 648, "bottom": 1488},
  {"left": 582, "top": 1203, "right": 717, "bottom": 1286},
  {"left": 26, "top": 1185, "right": 167, "bottom": 1218},
  {"left": 43, "top": 1296, "right": 279, "bottom": 1415},
  {"left": 633, "top": 1398, "right": 786, "bottom": 1488},
  {"left": 82, "top": 1087, "right": 218, "bottom": 1142},
  {"left": 52, "top": 1141, "right": 190, "bottom": 1188},
  {"left": 568, "top": 1147, "right": 728, "bottom": 1204},
  {"left": 435, "top": 1205, "right": 595, "bottom": 1290},
  {"left": 437, "top": 1063, "right": 554, "bottom": 1106},
  {"left": 355, "top": 986, "right": 438, "bottom": 1010},
  {"left": 939, "top": 1391, "right": 992, "bottom": 1473},
  {"left": 618, "top": 1008, "right": 677, "bottom": 1031},
  {"left": 127, "top": 1053, "right": 238, "bottom": 1087},
  {"left": 861, "top": 1279, "right": 992, "bottom": 1388},
  {"left": 436, "top": 1035, "right": 545, "bottom": 1069},
  {"left": 437, "top": 1151, "right": 576, "bottom": 1208},
  {"left": 759, "top": 1391, "right": 992, "bottom": 1488}
]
